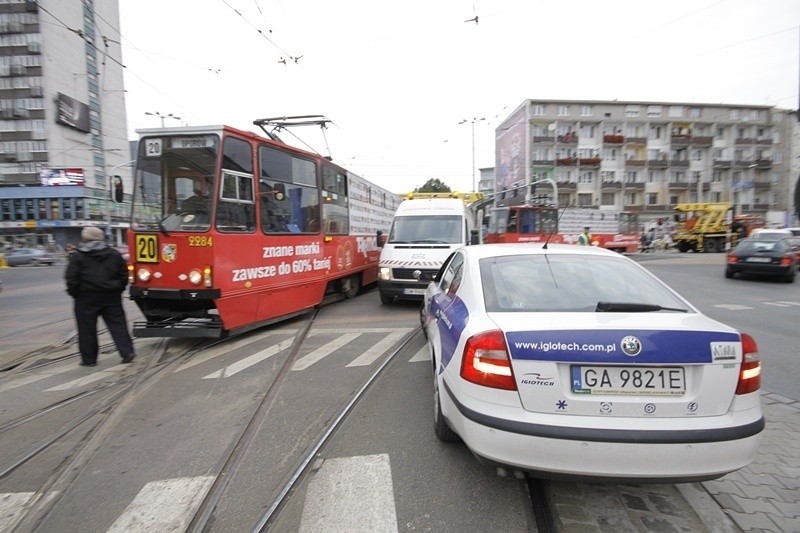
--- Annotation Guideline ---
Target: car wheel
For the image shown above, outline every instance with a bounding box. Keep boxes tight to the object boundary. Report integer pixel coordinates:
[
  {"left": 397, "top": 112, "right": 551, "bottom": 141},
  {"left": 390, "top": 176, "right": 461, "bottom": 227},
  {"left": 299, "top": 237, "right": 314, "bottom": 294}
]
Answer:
[
  {"left": 31, "top": 259, "right": 40, "bottom": 266},
  {"left": 785, "top": 272, "right": 796, "bottom": 283},
  {"left": 433, "top": 365, "right": 460, "bottom": 442},
  {"left": 379, "top": 293, "right": 393, "bottom": 305},
  {"left": 725, "top": 269, "right": 734, "bottom": 279}
]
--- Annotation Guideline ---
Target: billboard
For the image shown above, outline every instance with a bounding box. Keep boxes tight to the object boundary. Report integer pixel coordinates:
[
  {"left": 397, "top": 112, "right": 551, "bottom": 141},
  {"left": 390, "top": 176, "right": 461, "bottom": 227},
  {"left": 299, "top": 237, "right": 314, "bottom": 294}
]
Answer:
[
  {"left": 40, "top": 168, "right": 85, "bottom": 186},
  {"left": 56, "top": 93, "right": 91, "bottom": 133}
]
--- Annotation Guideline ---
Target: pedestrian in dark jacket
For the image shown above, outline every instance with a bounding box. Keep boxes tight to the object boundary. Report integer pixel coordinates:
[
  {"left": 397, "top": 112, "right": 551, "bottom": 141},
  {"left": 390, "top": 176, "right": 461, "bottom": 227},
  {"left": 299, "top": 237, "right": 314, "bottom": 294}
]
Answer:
[{"left": 65, "top": 226, "right": 135, "bottom": 367}]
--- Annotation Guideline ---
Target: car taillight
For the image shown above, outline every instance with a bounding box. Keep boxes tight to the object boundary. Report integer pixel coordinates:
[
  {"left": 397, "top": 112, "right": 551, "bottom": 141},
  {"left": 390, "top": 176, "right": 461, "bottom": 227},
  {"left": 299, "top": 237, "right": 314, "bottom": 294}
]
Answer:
[
  {"left": 460, "top": 330, "right": 516, "bottom": 391},
  {"left": 780, "top": 255, "right": 793, "bottom": 266},
  {"left": 726, "top": 254, "right": 738, "bottom": 264},
  {"left": 736, "top": 333, "right": 761, "bottom": 395}
]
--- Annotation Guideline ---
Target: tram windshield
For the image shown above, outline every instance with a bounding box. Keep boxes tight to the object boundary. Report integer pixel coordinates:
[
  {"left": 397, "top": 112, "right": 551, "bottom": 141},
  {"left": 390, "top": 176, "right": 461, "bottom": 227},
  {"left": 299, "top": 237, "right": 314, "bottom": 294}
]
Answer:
[{"left": 131, "top": 135, "right": 219, "bottom": 232}]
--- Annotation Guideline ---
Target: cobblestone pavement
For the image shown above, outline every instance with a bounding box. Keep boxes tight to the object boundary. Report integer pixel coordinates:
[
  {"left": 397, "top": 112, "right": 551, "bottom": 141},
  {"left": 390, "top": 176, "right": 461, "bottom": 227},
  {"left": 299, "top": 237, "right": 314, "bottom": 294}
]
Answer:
[{"left": 547, "top": 392, "right": 799, "bottom": 532}]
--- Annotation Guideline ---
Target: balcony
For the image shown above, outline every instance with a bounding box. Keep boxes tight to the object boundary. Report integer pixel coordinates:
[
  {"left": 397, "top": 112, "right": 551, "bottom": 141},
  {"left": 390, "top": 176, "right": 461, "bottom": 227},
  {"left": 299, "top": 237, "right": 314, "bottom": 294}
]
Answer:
[
  {"left": 648, "top": 159, "right": 668, "bottom": 168},
  {"left": 578, "top": 157, "right": 601, "bottom": 167},
  {"left": 691, "top": 136, "right": 713, "bottom": 146},
  {"left": 669, "top": 159, "right": 690, "bottom": 168},
  {"left": 601, "top": 181, "right": 622, "bottom": 190},
  {"left": 625, "top": 137, "right": 647, "bottom": 144},
  {"left": 532, "top": 136, "right": 555, "bottom": 143},
  {"left": 557, "top": 133, "right": 578, "bottom": 143},
  {"left": 713, "top": 159, "right": 732, "bottom": 169},
  {"left": 756, "top": 158, "right": 772, "bottom": 169},
  {"left": 735, "top": 137, "right": 756, "bottom": 145},
  {"left": 602, "top": 134, "right": 624, "bottom": 144},
  {"left": 668, "top": 181, "right": 690, "bottom": 190},
  {"left": 754, "top": 181, "right": 771, "bottom": 190},
  {"left": 625, "top": 159, "right": 646, "bottom": 167},
  {"left": 556, "top": 157, "right": 577, "bottom": 166},
  {"left": 756, "top": 137, "right": 773, "bottom": 145},
  {"left": 623, "top": 181, "right": 645, "bottom": 189},
  {"left": 531, "top": 159, "right": 555, "bottom": 166},
  {"left": 556, "top": 181, "right": 577, "bottom": 190},
  {"left": 734, "top": 159, "right": 758, "bottom": 168},
  {"left": 670, "top": 134, "right": 691, "bottom": 147}
]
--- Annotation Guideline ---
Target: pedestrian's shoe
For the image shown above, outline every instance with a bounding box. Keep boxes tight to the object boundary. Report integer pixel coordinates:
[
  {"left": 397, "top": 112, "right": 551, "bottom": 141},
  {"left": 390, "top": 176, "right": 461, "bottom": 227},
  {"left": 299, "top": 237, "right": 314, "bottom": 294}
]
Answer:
[
  {"left": 79, "top": 362, "right": 97, "bottom": 367},
  {"left": 121, "top": 353, "right": 135, "bottom": 364}
]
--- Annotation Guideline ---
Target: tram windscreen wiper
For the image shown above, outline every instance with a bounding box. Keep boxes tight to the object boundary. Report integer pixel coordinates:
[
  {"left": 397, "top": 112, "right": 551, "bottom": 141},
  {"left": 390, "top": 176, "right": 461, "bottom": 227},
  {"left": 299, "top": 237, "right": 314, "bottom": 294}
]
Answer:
[{"left": 595, "top": 301, "right": 688, "bottom": 313}]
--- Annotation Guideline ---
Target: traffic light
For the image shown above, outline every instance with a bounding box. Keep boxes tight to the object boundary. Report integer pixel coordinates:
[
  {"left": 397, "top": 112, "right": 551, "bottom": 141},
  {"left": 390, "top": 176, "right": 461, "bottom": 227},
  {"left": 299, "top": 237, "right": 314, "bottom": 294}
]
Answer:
[{"left": 111, "top": 175, "right": 124, "bottom": 203}]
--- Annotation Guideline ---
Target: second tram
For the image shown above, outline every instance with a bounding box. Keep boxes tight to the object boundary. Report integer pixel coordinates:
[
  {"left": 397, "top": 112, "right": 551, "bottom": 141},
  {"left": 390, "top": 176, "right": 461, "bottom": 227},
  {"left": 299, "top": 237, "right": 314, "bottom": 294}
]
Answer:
[{"left": 128, "top": 123, "right": 400, "bottom": 337}]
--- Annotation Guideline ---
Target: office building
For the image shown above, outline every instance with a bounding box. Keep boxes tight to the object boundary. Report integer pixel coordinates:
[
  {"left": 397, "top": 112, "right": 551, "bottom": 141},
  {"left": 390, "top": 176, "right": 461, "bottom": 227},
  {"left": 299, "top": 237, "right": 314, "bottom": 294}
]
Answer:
[{"left": 0, "top": 0, "right": 130, "bottom": 249}]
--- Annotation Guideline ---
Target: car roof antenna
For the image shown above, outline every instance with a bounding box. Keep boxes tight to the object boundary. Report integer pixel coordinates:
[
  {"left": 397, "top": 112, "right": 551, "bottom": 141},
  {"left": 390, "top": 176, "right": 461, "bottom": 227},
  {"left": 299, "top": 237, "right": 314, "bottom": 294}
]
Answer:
[{"left": 543, "top": 202, "right": 568, "bottom": 249}]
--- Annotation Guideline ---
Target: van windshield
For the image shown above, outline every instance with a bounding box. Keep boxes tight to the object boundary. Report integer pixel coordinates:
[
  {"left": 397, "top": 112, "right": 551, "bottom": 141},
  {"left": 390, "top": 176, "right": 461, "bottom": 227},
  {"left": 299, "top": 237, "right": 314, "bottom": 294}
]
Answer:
[{"left": 388, "top": 215, "right": 463, "bottom": 244}]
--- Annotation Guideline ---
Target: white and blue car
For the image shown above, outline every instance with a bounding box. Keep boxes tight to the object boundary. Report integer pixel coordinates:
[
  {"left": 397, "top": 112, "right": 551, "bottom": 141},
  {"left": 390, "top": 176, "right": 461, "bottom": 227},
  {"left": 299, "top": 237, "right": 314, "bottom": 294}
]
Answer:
[{"left": 422, "top": 243, "right": 764, "bottom": 482}]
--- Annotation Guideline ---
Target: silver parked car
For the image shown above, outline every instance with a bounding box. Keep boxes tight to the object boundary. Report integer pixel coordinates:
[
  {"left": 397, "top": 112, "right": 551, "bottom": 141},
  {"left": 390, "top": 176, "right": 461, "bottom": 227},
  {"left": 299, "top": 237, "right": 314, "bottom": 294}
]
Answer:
[{"left": 4, "top": 247, "right": 57, "bottom": 266}]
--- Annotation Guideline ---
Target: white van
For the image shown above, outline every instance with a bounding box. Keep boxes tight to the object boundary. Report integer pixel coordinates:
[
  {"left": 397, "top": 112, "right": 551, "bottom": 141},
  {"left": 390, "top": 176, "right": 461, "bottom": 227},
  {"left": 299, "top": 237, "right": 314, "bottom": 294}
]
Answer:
[{"left": 377, "top": 196, "right": 478, "bottom": 304}]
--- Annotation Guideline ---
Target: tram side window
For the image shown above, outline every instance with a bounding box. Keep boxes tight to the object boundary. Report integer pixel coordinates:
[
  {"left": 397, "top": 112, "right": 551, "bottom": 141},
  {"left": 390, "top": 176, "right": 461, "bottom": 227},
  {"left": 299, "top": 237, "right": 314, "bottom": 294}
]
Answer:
[
  {"left": 216, "top": 137, "right": 255, "bottom": 233},
  {"left": 258, "top": 145, "right": 320, "bottom": 234},
  {"left": 216, "top": 171, "right": 255, "bottom": 232},
  {"left": 321, "top": 164, "right": 348, "bottom": 234}
]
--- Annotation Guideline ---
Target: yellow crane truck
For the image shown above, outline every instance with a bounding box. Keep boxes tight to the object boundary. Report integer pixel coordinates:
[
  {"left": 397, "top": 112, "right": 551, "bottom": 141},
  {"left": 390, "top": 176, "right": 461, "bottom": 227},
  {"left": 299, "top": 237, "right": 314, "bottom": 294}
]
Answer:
[{"left": 672, "top": 202, "right": 765, "bottom": 252}]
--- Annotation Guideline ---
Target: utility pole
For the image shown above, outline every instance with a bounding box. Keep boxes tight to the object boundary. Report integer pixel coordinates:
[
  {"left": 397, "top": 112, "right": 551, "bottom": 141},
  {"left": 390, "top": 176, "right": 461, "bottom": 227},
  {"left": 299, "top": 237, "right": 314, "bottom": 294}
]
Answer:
[
  {"left": 145, "top": 111, "right": 181, "bottom": 127},
  {"left": 459, "top": 117, "right": 486, "bottom": 192}
]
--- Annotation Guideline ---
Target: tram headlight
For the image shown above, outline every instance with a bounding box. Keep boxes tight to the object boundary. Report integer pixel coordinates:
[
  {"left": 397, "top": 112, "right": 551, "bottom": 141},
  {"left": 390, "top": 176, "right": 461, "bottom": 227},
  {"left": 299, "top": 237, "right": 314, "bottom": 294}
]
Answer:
[
  {"left": 188, "top": 269, "right": 203, "bottom": 286},
  {"left": 378, "top": 267, "right": 391, "bottom": 281},
  {"left": 136, "top": 267, "right": 152, "bottom": 282},
  {"left": 203, "top": 265, "right": 212, "bottom": 288},
  {"left": 127, "top": 264, "right": 134, "bottom": 284}
]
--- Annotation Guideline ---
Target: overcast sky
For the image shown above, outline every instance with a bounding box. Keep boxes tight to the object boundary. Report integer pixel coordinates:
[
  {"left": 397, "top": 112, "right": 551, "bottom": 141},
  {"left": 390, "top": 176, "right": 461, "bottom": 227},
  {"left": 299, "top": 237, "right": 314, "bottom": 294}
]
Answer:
[{"left": 118, "top": 0, "right": 800, "bottom": 194}]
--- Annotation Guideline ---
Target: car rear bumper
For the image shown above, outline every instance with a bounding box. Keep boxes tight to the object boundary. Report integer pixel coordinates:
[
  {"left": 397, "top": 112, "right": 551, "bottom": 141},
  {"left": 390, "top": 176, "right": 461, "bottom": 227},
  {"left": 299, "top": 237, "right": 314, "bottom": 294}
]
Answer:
[{"left": 442, "top": 381, "right": 763, "bottom": 482}]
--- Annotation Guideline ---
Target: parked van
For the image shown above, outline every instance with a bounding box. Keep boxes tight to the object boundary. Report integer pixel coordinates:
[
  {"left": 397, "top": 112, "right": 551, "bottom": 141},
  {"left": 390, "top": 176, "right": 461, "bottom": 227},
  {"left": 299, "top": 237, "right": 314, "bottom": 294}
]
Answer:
[{"left": 377, "top": 193, "right": 480, "bottom": 304}]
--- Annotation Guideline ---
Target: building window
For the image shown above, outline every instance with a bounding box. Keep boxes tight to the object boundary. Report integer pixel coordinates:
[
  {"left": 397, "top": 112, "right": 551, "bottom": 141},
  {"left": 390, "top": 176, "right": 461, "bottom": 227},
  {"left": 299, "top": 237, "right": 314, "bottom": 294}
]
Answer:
[
  {"left": 689, "top": 107, "right": 701, "bottom": 118},
  {"left": 648, "top": 170, "right": 662, "bottom": 183},
  {"left": 531, "top": 104, "right": 546, "bottom": 116},
  {"left": 649, "top": 126, "right": 662, "bottom": 140},
  {"left": 579, "top": 171, "right": 594, "bottom": 184},
  {"left": 668, "top": 106, "right": 683, "bottom": 118},
  {"left": 580, "top": 105, "right": 592, "bottom": 117},
  {"left": 625, "top": 106, "right": 640, "bottom": 117},
  {"left": 730, "top": 109, "right": 740, "bottom": 120},
  {"left": 646, "top": 106, "right": 662, "bottom": 117},
  {"left": 601, "top": 192, "right": 615, "bottom": 205},
  {"left": 625, "top": 171, "right": 638, "bottom": 183},
  {"left": 669, "top": 194, "right": 679, "bottom": 205},
  {"left": 557, "top": 105, "right": 569, "bottom": 116},
  {"left": 578, "top": 193, "right": 593, "bottom": 206},
  {"left": 601, "top": 171, "right": 616, "bottom": 182},
  {"left": 773, "top": 152, "right": 782, "bottom": 164},
  {"left": 646, "top": 193, "right": 658, "bottom": 205},
  {"left": 691, "top": 149, "right": 703, "bottom": 161}
]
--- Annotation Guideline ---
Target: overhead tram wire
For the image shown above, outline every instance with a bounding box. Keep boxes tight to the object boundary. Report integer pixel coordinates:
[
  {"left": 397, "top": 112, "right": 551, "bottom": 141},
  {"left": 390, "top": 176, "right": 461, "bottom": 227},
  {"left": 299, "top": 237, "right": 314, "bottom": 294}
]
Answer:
[{"left": 220, "top": 0, "right": 299, "bottom": 61}]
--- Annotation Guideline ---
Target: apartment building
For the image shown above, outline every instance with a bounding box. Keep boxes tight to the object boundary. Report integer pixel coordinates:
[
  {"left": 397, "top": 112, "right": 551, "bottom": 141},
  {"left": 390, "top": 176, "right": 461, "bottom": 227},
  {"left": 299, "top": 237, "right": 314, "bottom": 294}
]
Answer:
[
  {"left": 495, "top": 99, "right": 796, "bottom": 226},
  {"left": 0, "top": 0, "right": 130, "bottom": 249}
]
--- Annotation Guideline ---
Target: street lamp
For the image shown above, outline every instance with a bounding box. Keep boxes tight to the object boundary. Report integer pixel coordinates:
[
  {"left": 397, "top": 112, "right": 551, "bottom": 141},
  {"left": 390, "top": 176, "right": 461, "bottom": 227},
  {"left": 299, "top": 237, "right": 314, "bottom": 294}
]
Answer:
[
  {"left": 145, "top": 111, "right": 181, "bottom": 127},
  {"left": 459, "top": 117, "right": 486, "bottom": 192}
]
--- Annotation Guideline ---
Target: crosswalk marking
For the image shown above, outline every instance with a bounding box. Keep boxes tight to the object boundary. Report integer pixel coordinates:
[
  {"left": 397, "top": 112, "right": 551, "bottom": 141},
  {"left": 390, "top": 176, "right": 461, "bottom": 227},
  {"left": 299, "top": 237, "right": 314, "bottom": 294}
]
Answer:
[
  {"left": 764, "top": 301, "right": 800, "bottom": 307},
  {"left": 202, "top": 339, "right": 294, "bottom": 379},
  {"left": 408, "top": 346, "right": 428, "bottom": 363},
  {"left": 292, "top": 333, "right": 360, "bottom": 371},
  {"left": 346, "top": 332, "right": 407, "bottom": 367},
  {"left": 300, "top": 454, "right": 398, "bottom": 533},
  {"left": 176, "top": 331, "right": 294, "bottom": 373},
  {"left": 0, "top": 369, "right": 62, "bottom": 393},
  {"left": 44, "top": 364, "right": 128, "bottom": 392},
  {"left": 106, "top": 476, "right": 215, "bottom": 532}
]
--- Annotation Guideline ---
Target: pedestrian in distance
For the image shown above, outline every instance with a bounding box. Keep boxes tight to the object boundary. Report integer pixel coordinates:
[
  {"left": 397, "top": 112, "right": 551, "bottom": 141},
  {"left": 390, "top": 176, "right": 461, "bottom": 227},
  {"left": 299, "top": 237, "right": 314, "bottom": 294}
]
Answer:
[
  {"left": 65, "top": 226, "right": 135, "bottom": 367},
  {"left": 578, "top": 226, "right": 593, "bottom": 246}
]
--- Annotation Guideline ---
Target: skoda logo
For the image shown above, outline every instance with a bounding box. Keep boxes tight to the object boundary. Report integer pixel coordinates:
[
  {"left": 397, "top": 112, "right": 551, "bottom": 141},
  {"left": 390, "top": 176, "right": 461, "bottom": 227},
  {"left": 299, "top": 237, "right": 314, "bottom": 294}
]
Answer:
[
  {"left": 412, "top": 269, "right": 422, "bottom": 280},
  {"left": 621, "top": 335, "right": 642, "bottom": 356}
]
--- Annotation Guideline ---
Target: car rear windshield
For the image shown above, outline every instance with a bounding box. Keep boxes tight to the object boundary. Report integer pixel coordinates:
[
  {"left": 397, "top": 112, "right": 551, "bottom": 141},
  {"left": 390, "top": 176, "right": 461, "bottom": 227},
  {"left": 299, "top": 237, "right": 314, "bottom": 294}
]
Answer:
[
  {"left": 479, "top": 254, "right": 687, "bottom": 312},
  {"left": 736, "top": 240, "right": 787, "bottom": 253}
]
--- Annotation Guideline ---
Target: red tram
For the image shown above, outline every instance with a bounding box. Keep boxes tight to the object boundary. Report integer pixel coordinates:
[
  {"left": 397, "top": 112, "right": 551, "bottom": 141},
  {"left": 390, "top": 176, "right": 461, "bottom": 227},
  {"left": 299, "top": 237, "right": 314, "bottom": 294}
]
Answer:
[
  {"left": 127, "top": 122, "right": 399, "bottom": 337},
  {"left": 485, "top": 204, "right": 639, "bottom": 253}
]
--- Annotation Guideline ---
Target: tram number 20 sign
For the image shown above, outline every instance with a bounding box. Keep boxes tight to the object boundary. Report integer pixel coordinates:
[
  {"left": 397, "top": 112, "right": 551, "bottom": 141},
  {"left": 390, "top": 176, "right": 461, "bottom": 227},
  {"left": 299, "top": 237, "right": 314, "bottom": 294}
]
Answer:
[{"left": 135, "top": 234, "right": 159, "bottom": 263}]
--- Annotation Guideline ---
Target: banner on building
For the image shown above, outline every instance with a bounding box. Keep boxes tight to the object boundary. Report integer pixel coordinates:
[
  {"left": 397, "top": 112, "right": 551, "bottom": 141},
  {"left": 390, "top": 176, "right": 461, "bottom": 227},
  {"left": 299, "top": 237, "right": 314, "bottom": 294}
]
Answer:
[
  {"left": 56, "top": 93, "right": 91, "bottom": 133},
  {"left": 40, "top": 168, "right": 84, "bottom": 186}
]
